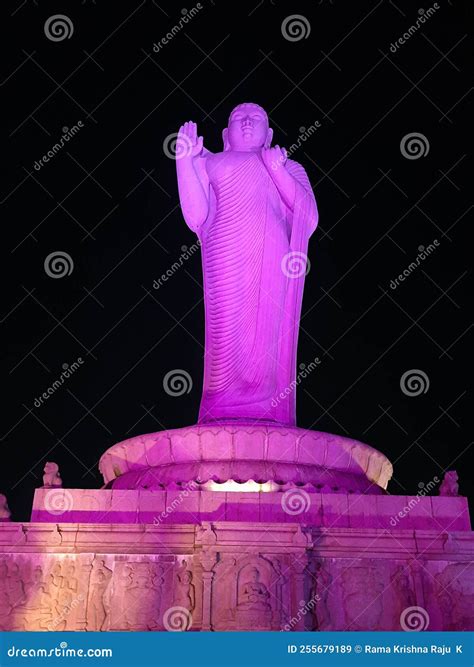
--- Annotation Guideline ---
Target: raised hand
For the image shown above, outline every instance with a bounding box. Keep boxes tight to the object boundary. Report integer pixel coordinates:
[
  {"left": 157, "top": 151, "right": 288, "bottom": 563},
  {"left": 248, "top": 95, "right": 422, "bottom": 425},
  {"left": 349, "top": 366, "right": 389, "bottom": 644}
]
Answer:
[
  {"left": 177, "top": 121, "right": 204, "bottom": 159},
  {"left": 261, "top": 145, "right": 287, "bottom": 173}
]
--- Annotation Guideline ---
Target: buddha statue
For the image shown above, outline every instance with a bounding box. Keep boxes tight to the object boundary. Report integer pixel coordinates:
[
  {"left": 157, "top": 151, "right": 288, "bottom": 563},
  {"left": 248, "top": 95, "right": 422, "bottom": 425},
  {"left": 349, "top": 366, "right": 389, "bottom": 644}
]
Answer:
[
  {"left": 176, "top": 103, "right": 318, "bottom": 425},
  {"left": 237, "top": 567, "right": 271, "bottom": 610}
]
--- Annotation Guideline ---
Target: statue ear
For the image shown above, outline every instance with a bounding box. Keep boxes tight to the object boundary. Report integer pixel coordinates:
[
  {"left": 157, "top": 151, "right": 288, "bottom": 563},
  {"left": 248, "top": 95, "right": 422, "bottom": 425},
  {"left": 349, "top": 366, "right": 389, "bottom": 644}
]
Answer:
[
  {"left": 264, "top": 128, "right": 273, "bottom": 148},
  {"left": 222, "top": 128, "right": 230, "bottom": 151}
]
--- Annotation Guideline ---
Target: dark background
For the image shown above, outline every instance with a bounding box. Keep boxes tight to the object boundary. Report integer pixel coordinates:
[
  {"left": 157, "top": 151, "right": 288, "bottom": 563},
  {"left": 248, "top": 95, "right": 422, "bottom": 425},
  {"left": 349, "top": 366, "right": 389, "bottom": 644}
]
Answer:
[{"left": 2, "top": 0, "right": 472, "bottom": 521}]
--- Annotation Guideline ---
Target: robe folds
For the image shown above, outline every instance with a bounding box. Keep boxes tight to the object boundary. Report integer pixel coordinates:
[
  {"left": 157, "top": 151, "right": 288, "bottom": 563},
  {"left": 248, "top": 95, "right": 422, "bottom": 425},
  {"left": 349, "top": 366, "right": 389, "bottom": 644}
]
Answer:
[{"left": 197, "top": 150, "right": 318, "bottom": 425}]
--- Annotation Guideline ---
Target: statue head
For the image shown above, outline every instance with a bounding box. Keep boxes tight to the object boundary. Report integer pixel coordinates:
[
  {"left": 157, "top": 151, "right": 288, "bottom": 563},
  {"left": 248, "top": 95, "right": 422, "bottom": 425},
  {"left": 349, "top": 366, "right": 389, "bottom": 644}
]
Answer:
[
  {"left": 44, "top": 462, "right": 58, "bottom": 474},
  {"left": 249, "top": 567, "right": 260, "bottom": 582},
  {"left": 223, "top": 103, "right": 273, "bottom": 152}
]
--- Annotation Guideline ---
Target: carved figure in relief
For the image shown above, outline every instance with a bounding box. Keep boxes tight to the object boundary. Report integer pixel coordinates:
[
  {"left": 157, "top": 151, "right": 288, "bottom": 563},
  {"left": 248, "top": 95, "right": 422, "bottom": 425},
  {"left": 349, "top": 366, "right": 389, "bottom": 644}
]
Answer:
[
  {"left": 175, "top": 564, "right": 195, "bottom": 613},
  {"left": 436, "top": 563, "right": 474, "bottom": 631},
  {"left": 237, "top": 568, "right": 271, "bottom": 611},
  {"left": 310, "top": 562, "right": 332, "bottom": 630},
  {"left": 87, "top": 560, "right": 113, "bottom": 631},
  {"left": 391, "top": 566, "right": 416, "bottom": 629},
  {"left": 123, "top": 565, "right": 161, "bottom": 631},
  {"left": 342, "top": 566, "right": 384, "bottom": 631}
]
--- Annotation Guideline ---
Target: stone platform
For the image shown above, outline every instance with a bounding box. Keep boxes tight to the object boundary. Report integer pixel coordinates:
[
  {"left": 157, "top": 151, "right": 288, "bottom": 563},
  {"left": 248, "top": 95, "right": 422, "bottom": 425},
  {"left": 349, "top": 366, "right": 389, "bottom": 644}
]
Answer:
[
  {"left": 0, "top": 517, "right": 473, "bottom": 632},
  {"left": 30, "top": 488, "right": 471, "bottom": 531},
  {"left": 2, "top": 426, "right": 472, "bottom": 632}
]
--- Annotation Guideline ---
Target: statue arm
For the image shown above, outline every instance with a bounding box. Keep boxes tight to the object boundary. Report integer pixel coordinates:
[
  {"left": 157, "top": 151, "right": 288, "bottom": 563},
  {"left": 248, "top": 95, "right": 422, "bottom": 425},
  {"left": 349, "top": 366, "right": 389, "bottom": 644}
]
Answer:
[
  {"left": 260, "top": 146, "right": 295, "bottom": 209},
  {"left": 261, "top": 148, "right": 318, "bottom": 228},
  {"left": 176, "top": 122, "right": 210, "bottom": 234},
  {"left": 270, "top": 166, "right": 297, "bottom": 211},
  {"left": 177, "top": 156, "right": 209, "bottom": 233},
  {"left": 285, "top": 158, "right": 319, "bottom": 238}
]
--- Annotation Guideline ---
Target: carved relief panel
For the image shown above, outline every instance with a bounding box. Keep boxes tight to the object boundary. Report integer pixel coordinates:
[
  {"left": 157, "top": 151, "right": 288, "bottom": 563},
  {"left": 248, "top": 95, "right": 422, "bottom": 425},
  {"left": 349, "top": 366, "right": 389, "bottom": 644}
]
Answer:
[{"left": 211, "top": 554, "right": 286, "bottom": 631}]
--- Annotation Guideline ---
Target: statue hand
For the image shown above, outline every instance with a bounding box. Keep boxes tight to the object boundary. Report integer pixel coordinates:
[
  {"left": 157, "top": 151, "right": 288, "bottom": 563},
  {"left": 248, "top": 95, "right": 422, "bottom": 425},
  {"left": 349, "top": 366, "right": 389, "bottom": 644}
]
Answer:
[
  {"left": 178, "top": 121, "right": 204, "bottom": 159},
  {"left": 261, "top": 145, "right": 287, "bottom": 173}
]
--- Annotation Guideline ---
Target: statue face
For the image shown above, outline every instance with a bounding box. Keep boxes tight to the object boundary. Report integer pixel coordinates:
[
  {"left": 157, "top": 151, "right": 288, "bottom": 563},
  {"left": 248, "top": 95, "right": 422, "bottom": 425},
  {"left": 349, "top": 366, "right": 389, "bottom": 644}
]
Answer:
[{"left": 226, "top": 104, "right": 269, "bottom": 151}]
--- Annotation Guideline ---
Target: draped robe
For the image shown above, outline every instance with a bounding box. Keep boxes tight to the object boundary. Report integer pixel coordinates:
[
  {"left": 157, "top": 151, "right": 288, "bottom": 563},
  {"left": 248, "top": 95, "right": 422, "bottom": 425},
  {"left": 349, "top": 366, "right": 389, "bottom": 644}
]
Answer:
[{"left": 196, "top": 150, "right": 317, "bottom": 425}]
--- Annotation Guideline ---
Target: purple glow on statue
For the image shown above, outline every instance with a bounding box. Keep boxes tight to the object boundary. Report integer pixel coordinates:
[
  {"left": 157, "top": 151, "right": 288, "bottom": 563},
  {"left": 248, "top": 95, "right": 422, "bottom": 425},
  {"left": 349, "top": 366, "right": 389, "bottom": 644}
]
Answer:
[{"left": 176, "top": 104, "right": 318, "bottom": 425}]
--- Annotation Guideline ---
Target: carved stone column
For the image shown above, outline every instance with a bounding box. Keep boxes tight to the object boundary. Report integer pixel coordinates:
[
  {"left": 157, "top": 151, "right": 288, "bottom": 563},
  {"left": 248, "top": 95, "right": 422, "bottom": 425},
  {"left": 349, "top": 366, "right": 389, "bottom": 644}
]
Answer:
[
  {"left": 201, "top": 570, "right": 215, "bottom": 631},
  {"left": 410, "top": 558, "right": 426, "bottom": 609},
  {"left": 292, "top": 554, "right": 309, "bottom": 630},
  {"left": 196, "top": 523, "right": 218, "bottom": 631}
]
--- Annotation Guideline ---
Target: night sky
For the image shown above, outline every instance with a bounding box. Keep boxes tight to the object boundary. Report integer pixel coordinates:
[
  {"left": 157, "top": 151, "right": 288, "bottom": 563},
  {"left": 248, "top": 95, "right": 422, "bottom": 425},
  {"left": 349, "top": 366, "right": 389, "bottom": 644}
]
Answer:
[{"left": 2, "top": 0, "right": 472, "bottom": 521}]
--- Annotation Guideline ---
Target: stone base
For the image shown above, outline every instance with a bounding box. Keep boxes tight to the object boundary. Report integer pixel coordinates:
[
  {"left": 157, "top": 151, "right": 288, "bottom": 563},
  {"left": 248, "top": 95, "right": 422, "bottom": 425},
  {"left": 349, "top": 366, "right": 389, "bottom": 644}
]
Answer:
[
  {"left": 30, "top": 488, "right": 471, "bottom": 532},
  {"left": 98, "top": 423, "right": 393, "bottom": 494},
  {"left": 1, "top": 511, "right": 473, "bottom": 631}
]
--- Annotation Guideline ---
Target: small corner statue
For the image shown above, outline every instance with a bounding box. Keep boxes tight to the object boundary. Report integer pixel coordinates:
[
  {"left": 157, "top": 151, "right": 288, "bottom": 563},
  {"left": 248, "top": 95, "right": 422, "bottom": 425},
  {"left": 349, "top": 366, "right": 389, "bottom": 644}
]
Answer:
[
  {"left": 42, "top": 461, "right": 62, "bottom": 488},
  {"left": 176, "top": 103, "right": 318, "bottom": 426},
  {"left": 0, "top": 493, "right": 11, "bottom": 522},
  {"left": 439, "top": 470, "right": 459, "bottom": 497}
]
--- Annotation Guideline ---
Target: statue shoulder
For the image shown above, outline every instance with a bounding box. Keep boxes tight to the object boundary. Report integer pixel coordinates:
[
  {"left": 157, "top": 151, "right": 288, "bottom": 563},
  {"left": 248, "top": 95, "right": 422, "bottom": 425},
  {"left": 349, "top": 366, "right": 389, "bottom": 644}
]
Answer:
[
  {"left": 286, "top": 157, "right": 306, "bottom": 173},
  {"left": 201, "top": 148, "right": 217, "bottom": 160},
  {"left": 286, "top": 158, "right": 311, "bottom": 188}
]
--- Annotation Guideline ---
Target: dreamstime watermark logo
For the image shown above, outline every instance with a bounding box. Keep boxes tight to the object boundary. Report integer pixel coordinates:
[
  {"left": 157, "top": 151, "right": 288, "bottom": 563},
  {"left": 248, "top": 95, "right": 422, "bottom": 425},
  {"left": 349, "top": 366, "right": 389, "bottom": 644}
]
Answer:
[
  {"left": 33, "top": 358, "right": 85, "bottom": 408},
  {"left": 153, "top": 480, "right": 199, "bottom": 525},
  {"left": 272, "top": 358, "right": 321, "bottom": 408},
  {"left": 153, "top": 4, "right": 203, "bottom": 53},
  {"left": 271, "top": 122, "right": 321, "bottom": 170},
  {"left": 281, "top": 251, "right": 310, "bottom": 279},
  {"left": 281, "top": 489, "right": 311, "bottom": 515},
  {"left": 44, "top": 251, "right": 74, "bottom": 278},
  {"left": 389, "top": 476, "right": 439, "bottom": 527},
  {"left": 400, "top": 132, "right": 430, "bottom": 159},
  {"left": 153, "top": 241, "right": 201, "bottom": 289},
  {"left": 400, "top": 606, "right": 430, "bottom": 631},
  {"left": 281, "top": 593, "right": 320, "bottom": 631},
  {"left": 163, "top": 132, "right": 194, "bottom": 160},
  {"left": 44, "top": 489, "right": 74, "bottom": 516},
  {"left": 281, "top": 15, "right": 311, "bottom": 42},
  {"left": 389, "top": 4, "right": 440, "bottom": 53},
  {"left": 33, "top": 122, "right": 84, "bottom": 171},
  {"left": 44, "top": 15, "right": 74, "bottom": 42},
  {"left": 163, "top": 369, "right": 193, "bottom": 396},
  {"left": 389, "top": 240, "right": 440, "bottom": 290},
  {"left": 400, "top": 369, "right": 430, "bottom": 396},
  {"left": 7, "top": 645, "right": 112, "bottom": 659},
  {"left": 163, "top": 606, "right": 193, "bottom": 631}
]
